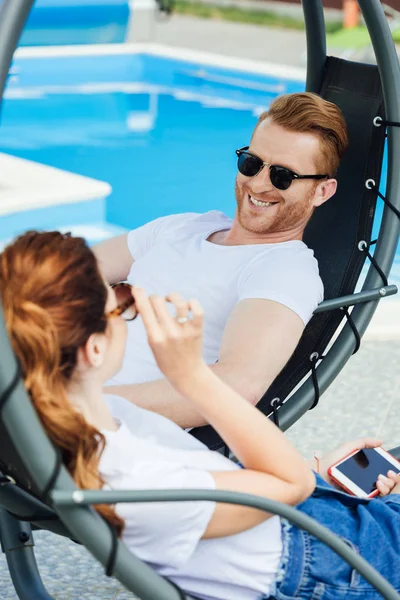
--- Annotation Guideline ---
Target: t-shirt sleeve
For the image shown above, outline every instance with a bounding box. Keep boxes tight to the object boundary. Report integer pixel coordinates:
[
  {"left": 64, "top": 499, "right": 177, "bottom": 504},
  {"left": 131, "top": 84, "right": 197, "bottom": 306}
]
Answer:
[
  {"left": 237, "top": 247, "right": 324, "bottom": 325},
  {"left": 114, "top": 461, "right": 216, "bottom": 569},
  {"left": 127, "top": 213, "right": 199, "bottom": 261}
]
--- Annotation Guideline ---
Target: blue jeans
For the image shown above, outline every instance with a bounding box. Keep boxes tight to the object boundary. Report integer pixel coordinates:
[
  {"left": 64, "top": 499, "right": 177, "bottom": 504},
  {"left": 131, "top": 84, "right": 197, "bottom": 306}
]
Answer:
[{"left": 267, "top": 474, "right": 400, "bottom": 599}]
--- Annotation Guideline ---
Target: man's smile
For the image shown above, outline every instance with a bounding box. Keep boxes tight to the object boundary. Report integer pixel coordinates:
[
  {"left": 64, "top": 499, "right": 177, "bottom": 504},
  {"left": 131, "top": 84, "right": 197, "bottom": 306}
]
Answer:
[{"left": 248, "top": 195, "right": 280, "bottom": 209}]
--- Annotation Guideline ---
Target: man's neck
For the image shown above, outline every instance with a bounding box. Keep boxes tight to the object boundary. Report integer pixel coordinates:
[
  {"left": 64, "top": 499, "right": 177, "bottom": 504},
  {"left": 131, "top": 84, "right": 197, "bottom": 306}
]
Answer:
[{"left": 209, "top": 219, "right": 305, "bottom": 246}]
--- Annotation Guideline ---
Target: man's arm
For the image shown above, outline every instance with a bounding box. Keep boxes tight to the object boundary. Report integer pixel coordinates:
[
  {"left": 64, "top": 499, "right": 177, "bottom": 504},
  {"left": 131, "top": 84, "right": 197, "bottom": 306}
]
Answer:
[
  {"left": 93, "top": 234, "right": 133, "bottom": 284},
  {"left": 106, "top": 298, "right": 305, "bottom": 428}
]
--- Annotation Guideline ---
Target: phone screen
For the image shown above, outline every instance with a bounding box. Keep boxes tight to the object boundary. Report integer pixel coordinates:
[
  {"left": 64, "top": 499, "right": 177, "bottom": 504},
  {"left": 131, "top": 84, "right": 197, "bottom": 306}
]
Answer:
[{"left": 335, "top": 448, "right": 400, "bottom": 495}]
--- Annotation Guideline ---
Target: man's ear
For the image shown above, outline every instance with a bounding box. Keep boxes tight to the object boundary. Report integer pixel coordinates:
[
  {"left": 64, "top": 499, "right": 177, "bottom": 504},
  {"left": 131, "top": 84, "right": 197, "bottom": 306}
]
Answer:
[
  {"left": 312, "top": 178, "right": 337, "bottom": 208},
  {"left": 78, "top": 332, "right": 108, "bottom": 370}
]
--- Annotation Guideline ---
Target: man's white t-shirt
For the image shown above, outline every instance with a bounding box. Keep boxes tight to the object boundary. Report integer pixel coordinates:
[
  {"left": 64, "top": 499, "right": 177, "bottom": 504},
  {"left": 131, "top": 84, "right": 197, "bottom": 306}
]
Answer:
[
  {"left": 108, "top": 211, "right": 323, "bottom": 385},
  {"left": 101, "top": 394, "right": 283, "bottom": 600}
]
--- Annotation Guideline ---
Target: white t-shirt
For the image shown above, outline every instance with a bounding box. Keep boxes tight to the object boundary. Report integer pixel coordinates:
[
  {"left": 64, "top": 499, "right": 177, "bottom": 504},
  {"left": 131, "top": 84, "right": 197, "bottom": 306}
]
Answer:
[
  {"left": 101, "top": 394, "right": 283, "bottom": 600},
  {"left": 108, "top": 211, "right": 323, "bottom": 385}
]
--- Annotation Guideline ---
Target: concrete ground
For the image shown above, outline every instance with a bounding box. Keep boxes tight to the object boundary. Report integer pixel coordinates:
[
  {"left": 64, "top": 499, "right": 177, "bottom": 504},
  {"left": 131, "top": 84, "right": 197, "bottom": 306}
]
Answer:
[
  {"left": 153, "top": 12, "right": 400, "bottom": 66},
  {"left": 1, "top": 15, "right": 400, "bottom": 600},
  {"left": 154, "top": 14, "right": 308, "bottom": 66}
]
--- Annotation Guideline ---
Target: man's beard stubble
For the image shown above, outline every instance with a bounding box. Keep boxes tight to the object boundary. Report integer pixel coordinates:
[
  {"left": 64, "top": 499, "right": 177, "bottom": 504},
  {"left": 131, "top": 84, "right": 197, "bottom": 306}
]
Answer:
[{"left": 235, "top": 180, "right": 315, "bottom": 236}]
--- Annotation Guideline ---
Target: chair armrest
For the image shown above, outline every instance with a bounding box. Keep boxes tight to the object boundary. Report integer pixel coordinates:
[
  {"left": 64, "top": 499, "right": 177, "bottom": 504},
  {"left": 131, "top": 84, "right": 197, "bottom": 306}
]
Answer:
[
  {"left": 314, "top": 284, "right": 398, "bottom": 314},
  {"left": 52, "top": 487, "right": 400, "bottom": 600}
]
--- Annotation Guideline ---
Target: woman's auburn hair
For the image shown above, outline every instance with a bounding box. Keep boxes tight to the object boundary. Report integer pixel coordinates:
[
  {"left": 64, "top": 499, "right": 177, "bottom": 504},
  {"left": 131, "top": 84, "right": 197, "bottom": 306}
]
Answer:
[
  {"left": 0, "top": 230, "right": 124, "bottom": 535},
  {"left": 256, "top": 92, "right": 349, "bottom": 177}
]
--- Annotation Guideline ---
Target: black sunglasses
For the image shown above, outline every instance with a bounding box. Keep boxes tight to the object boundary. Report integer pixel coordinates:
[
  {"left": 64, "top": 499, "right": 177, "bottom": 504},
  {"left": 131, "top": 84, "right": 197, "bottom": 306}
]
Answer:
[
  {"left": 107, "top": 282, "right": 138, "bottom": 322},
  {"left": 236, "top": 146, "right": 329, "bottom": 191}
]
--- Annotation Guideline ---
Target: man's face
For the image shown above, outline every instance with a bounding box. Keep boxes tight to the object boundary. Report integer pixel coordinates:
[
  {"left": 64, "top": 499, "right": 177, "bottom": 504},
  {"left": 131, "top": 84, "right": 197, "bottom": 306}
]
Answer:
[{"left": 235, "top": 118, "right": 327, "bottom": 236}]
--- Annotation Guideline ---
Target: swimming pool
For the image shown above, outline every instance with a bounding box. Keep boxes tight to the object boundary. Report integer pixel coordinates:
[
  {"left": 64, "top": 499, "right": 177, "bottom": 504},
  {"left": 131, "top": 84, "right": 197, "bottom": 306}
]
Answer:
[
  {"left": 10, "top": 0, "right": 130, "bottom": 46},
  {"left": 1, "top": 45, "right": 398, "bottom": 284}
]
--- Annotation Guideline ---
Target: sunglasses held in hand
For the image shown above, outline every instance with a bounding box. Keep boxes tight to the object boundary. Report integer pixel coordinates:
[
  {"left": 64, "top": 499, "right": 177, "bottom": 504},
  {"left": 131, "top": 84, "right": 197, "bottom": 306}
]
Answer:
[
  {"left": 236, "top": 146, "right": 329, "bottom": 191},
  {"left": 107, "top": 282, "right": 138, "bottom": 321}
]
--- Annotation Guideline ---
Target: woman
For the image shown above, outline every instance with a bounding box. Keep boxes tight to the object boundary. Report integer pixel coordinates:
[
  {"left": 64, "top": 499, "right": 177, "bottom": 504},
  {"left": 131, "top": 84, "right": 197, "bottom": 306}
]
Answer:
[{"left": 0, "top": 230, "right": 399, "bottom": 600}]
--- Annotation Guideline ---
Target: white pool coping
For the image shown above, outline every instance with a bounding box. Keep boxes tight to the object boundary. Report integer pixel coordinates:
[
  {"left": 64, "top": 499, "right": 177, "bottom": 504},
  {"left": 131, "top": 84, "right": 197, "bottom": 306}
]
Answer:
[
  {"left": 0, "top": 153, "right": 111, "bottom": 216},
  {"left": 14, "top": 42, "right": 307, "bottom": 82}
]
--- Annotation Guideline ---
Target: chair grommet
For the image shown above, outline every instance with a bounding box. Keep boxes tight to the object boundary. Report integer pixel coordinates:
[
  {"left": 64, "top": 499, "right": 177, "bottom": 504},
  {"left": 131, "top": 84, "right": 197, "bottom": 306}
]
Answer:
[
  {"left": 358, "top": 240, "right": 367, "bottom": 251},
  {"left": 310, "top": 352, "right": 319, "bottom": 362},
  {"left": 0, "top": 474, "right": 16, "bottom": 485},
  {"left": 365, "top": 178, "right": 375, "bottom": 190},
  {"left": 72, "top": 491, "right": 85, "bottom": 504},
  {"left": 270, "top": 398, "right": 281, "bottom": 427},
  {"left": 373, "top": 116, "right": 382, "bottom": 127}
]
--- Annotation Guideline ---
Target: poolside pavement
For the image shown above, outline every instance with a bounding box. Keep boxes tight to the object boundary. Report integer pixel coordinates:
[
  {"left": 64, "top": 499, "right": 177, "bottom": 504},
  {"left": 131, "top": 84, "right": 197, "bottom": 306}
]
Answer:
[
  {"left": 153, "top": 13, "right": 400, "bottom": 66},
  {"left": 1, "top": 16, "right": 400, "bottom": 600},
  {"left": 154, "top": 14, "right": 308, "bottom": 67}
]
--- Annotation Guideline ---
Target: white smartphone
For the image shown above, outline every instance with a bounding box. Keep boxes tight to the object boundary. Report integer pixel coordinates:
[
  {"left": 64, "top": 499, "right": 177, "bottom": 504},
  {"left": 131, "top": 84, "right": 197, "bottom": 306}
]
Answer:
[{"left": 328, "top": 447, "right": 400, "bottom": 498}]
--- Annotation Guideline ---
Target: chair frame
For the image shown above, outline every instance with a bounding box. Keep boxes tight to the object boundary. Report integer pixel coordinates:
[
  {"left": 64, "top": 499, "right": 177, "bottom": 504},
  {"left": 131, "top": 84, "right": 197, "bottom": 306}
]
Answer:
[
  {"left": 275, "top": 0, "right": 400, "bottom": 431},
  {"left": 0, "top": 1, "right": 400, "bottom": 600}
]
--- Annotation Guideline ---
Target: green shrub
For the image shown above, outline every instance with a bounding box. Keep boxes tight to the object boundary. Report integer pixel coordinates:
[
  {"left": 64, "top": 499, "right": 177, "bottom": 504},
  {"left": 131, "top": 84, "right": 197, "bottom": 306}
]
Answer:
[{"left": 173, "top": 1, "right": 342, "bottom": 31}]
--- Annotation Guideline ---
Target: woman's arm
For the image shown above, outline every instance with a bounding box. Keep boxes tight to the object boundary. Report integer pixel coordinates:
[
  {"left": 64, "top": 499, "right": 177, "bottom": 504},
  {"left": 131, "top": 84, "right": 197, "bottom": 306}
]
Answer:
[
  {"left": 175, "top": 363, "right": 315, "bottom": 538},
  {"left": 133, "top": 288, "right": 316, "bottom": 538}
]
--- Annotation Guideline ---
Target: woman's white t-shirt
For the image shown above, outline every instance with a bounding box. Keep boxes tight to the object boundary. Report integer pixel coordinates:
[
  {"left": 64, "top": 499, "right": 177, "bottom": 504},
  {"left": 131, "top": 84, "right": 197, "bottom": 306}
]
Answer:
[{"left": 101, "top": 395, "right": 283, "bottom": 600}]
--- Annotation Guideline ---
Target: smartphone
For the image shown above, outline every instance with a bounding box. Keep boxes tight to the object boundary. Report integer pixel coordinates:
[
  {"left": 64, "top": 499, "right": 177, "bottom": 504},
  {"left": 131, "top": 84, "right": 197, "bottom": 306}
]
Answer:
[{"left": 328, "top": 447, "right": 400, "bottom": 498}]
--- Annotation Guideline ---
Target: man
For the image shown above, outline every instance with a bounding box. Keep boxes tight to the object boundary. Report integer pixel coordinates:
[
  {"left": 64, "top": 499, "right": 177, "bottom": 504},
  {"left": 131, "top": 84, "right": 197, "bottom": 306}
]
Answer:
[{"left": 94, "top": 92, "right": 349, "bottom": 429}]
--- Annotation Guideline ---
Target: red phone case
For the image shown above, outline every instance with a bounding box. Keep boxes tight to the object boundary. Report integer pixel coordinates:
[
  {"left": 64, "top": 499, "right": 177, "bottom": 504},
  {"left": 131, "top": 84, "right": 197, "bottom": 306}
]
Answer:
[{"left": 327, "top": 447, "right": 398, "bottom": 498}]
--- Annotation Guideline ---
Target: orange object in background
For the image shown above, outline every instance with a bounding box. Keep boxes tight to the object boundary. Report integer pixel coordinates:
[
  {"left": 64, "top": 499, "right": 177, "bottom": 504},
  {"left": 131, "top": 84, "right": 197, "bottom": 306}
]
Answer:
[{"left": 343, "top": 0, "right": 360, "bottom": 29}]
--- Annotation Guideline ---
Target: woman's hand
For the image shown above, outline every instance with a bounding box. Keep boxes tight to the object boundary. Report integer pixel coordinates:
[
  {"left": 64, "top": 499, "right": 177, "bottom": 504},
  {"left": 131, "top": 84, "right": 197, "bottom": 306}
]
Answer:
[
  {"left": 313, "top": 437, "right": 383, "bottom": 486},
  {"left": 314, "top": 438, "right": 400, "bottom": 497},
  {"left": 132, "top": 287, "right": 207, "bottom": 389},
  {"left": 376, "top": 470, "right": 400, "bottom": 496}
]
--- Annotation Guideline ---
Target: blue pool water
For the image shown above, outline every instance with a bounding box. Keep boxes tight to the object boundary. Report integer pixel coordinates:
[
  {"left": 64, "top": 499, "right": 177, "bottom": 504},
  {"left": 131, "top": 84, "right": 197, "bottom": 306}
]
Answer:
[
  {"left": 1, "top": 0, "right": 130, "bottom": 46},
  {"left": 0, "top": 50, "right": 398, "bottom": 281}
]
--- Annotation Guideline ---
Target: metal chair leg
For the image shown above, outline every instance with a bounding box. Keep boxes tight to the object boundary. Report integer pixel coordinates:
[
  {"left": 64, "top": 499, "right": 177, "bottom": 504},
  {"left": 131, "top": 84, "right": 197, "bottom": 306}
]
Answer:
[{"left": 0, "top": 508, "right": 55, "bottom": 600}]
